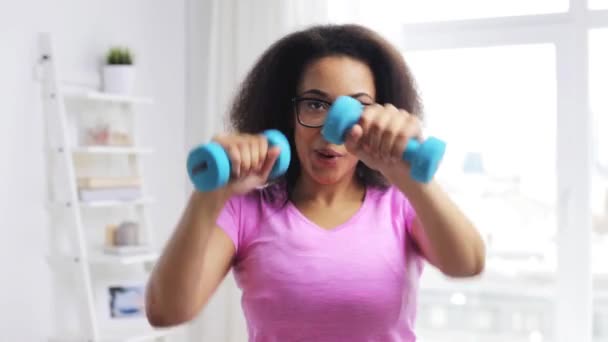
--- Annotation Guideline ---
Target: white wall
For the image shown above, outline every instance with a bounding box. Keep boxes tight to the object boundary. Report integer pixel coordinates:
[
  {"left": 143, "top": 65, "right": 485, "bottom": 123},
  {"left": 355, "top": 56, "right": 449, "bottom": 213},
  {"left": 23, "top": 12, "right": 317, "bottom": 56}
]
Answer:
[{"left": 0, "top": 0, "right": 187, "bottom": 340}]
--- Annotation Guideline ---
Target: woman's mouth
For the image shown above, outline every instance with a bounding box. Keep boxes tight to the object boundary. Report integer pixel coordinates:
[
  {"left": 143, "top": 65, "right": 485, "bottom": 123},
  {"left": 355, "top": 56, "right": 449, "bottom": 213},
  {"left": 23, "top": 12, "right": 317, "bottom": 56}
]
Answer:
[
  {"left": 313, "top": 148, "right": 343, "bottom": 166},
  {"left": 315, "top": 148, "right": 343, "bottom": 159}
]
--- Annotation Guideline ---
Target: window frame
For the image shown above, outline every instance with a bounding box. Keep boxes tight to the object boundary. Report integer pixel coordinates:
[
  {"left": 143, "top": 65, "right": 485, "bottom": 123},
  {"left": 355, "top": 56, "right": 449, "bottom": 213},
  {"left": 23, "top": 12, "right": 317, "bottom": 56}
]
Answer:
[{"left": 391, "top": 1, "right": 602, "bottom": 341}]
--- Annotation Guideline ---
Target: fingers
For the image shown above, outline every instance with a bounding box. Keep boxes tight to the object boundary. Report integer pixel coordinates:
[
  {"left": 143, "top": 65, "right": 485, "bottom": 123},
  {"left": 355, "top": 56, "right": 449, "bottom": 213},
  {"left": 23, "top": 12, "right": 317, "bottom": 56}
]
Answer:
[
  {"left": 256, "top": 135, "right": 268, "bottom": 172},
  {"left": 238, "top": 139, "right": 253, "bottom": 176},
  {"left": 213, "top": 134, "right": 270, "bottom": 178},
  {"left": 358, "top": 103, "right": 382, "bottom": 154},
  {"left": 368, "top": 105, "right": 394, "bottom": 157},
  {"left": 359, "top": 104, "right": 422, "bottom": 161},
  {"left": 344, "top": 124, "right": 363, "bottom": 154},
  {"left": 378, "top": 124, "right": 405, "bottom": 162},
  {"left": 226, "top": 142, "right": 243, "bottom": 178},
  {"left": 260, "top": 146, "right": 281, "bottom": 180}
]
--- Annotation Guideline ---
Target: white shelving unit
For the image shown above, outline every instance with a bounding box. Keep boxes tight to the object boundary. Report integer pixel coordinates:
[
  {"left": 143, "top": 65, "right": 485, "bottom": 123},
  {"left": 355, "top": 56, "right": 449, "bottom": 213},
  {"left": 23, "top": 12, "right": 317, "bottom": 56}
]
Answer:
[{"left": 38, "top": 33, "right": 181, "bottom": 341}]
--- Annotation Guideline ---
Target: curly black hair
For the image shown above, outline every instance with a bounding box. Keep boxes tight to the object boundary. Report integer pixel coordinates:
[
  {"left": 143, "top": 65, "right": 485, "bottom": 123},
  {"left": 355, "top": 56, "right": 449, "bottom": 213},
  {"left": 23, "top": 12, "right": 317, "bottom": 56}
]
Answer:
[{"left": 227, "top": 23, "right": 423, "bottom": 203}]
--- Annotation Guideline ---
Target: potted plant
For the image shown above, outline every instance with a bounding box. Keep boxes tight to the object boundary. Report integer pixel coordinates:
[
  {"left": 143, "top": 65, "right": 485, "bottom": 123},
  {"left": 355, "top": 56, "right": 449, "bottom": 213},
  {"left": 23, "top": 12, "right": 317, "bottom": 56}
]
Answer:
[{"left": 102, "top": 46, "right": 135, "bottom": 95}]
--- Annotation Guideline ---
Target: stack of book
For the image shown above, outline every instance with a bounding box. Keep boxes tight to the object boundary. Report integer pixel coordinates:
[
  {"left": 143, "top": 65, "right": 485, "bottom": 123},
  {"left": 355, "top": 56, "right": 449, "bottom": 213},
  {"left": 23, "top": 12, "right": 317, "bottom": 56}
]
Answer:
[{"left": 77, "top": 176, "right": 142, "bottom": 202}]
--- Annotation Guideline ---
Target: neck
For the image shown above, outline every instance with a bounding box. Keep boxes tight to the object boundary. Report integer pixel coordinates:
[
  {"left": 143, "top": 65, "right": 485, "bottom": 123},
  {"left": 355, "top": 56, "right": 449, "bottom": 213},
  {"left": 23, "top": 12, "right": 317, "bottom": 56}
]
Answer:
[{"left": 292, "top": 172, "right": 365, "bottom": 206}]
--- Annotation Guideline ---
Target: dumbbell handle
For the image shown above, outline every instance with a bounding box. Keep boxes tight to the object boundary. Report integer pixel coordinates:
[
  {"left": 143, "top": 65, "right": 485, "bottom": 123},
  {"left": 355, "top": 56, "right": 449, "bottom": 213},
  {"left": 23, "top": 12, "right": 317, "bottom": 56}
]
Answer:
[
  {"left": 187, "top": 129, "right": 290, "bottom": 192},
  {"left": 322, "top": 96, "right": 446, "bottom": 183}
]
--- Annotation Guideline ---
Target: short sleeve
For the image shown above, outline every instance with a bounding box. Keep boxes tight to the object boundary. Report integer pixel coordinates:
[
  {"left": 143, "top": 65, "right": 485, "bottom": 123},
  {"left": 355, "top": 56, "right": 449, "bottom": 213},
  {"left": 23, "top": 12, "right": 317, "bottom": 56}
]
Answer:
[
  {"left": 216, "top": 195, "right": 241, "bottom": 252},
  {"left": 394, "top": 188, "right": 424, "bottom": 273},
  {"left": 388, "top": 185, "right": 417, "bottom": 236},
  {"left": 403, "top": 195, "right": 418, "bottom": 236}
]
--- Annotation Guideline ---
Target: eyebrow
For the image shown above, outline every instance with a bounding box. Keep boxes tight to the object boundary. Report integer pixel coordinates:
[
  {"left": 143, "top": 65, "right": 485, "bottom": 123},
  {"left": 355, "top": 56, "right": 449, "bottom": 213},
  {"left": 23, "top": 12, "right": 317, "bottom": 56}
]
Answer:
[{"left": 299, "top": 89, "right": 374, "bottom": 101}]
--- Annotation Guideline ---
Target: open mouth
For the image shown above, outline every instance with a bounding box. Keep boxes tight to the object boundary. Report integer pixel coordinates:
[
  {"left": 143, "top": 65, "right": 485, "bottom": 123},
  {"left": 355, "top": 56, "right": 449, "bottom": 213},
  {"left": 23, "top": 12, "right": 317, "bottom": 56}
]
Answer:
[{"left": 315, "top": 149, "right": 343, "bottom": 159}]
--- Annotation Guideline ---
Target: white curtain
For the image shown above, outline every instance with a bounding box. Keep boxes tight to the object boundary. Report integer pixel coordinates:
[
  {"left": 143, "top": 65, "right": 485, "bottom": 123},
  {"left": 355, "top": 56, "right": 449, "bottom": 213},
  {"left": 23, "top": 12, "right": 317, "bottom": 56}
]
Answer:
[{"left": 185, "top": 1, "right": 331, "bottom": 341}]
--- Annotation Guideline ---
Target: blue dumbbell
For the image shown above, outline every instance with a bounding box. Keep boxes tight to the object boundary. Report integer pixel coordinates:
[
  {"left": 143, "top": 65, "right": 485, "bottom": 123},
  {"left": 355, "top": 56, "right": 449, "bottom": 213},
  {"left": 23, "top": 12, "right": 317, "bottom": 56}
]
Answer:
[
  {"left": 321, "top": 96, "right": 446, "bottom": 183},
  {"left": 187, "top": 129, "right": 291, "bottom": 192}
]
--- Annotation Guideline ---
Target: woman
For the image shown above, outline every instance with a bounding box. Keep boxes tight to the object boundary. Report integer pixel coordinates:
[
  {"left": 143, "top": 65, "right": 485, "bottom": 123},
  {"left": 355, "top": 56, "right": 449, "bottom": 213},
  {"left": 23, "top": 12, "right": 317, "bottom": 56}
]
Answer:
[{"left": 145, "top": 23, "right": 485, "bottom": 341}]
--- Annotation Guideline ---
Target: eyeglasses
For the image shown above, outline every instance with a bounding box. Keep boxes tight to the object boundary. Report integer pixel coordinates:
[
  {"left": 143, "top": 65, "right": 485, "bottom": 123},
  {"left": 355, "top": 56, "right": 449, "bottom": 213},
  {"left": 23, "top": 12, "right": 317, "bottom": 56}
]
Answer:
[{"left": 291, "top": 96, "right": 371, "bottom": 128}]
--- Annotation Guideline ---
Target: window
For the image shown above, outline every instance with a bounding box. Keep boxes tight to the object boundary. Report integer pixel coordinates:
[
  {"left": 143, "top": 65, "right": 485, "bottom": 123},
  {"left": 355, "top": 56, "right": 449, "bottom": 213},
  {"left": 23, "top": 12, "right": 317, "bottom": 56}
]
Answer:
[
  {"left": 358, "top": 0, "right": 568, "bottom": 23},
  {"left": 406, "top": 45, "right": 558, "bottom": 341},
  {"left": 407, "top": 44, "right": 557, "bottom": 255},
  {"left": 589, "top": 0, "right": 608, "bottom": 10},
  {"left": 330, "top": 1, "right": 608, "bottom": 341}
]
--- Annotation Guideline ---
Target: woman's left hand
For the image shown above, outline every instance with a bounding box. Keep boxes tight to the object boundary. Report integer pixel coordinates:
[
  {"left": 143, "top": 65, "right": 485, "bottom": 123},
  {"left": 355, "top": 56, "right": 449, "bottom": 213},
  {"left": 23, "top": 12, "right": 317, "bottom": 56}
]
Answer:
[{"left": 344, "top": 103, "right": 422, "bottom": 181}]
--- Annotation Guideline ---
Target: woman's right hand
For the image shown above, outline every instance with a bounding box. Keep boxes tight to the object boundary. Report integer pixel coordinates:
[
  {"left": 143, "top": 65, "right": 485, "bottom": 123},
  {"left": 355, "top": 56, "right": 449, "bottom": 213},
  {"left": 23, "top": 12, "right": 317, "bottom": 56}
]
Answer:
[{"left": 212, "top": 133, "right": 282, "bottom": 195}]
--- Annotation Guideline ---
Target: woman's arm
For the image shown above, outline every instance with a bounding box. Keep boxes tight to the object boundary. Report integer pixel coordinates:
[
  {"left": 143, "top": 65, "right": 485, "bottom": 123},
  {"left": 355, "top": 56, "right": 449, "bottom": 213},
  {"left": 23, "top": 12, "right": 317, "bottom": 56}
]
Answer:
[
  {"left": 145, "top": 133, "right": 280, "bottom": 327},
  {"left": 388, "top": 169, "right": 486, "bottom": 277},
  {"left": 145, "top": 189, "right": 236, "bottom": 327}
]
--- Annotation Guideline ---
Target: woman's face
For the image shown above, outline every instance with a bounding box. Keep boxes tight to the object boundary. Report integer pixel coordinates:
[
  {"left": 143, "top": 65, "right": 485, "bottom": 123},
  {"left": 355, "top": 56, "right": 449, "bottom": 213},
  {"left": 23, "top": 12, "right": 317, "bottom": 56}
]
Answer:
[{"left": 293, "top": 55, "right": 376, "bottom": 185}]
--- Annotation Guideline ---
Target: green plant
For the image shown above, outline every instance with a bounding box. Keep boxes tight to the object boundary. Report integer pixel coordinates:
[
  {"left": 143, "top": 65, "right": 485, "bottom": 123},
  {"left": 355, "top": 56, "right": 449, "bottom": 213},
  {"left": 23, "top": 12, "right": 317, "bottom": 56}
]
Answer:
[{"left": 106, "top": 46, "right": 133, "bottom": 65}]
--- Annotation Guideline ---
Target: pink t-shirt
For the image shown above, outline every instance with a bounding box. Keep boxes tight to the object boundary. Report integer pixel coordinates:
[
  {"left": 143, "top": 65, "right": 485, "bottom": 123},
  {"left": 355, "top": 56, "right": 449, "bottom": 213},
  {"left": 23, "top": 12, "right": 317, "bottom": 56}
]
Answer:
[{"left": 216, "top": 183, "right": 425, "bottom": 341}]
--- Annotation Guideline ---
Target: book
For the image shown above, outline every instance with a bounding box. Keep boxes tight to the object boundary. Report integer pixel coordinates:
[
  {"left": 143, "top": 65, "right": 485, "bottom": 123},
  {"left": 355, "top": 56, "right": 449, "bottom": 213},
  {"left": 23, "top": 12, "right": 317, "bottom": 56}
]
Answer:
[
  {"left": 77, "top": 176, "right": 141, "bottom": 189},
  {"left": 78, "top": 186, "right": 142, "bottom": 202}
]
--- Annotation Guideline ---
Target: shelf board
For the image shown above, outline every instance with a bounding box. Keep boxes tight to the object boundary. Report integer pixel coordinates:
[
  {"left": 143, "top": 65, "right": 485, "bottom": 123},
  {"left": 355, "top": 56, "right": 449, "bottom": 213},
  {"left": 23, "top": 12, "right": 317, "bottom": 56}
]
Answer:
[
  {"left": 89, "top": 251, "right": 159, "bottom": 265},
  {"left": 78, "top": 197, "right": 155, "bottom": 208},
  {"left": 61, "top": 86, "right": 154, "bottom": 105},
  {"left": 72, "top": 146, "right": 154, "bottom": 155},
  {"left": 47, "top": 250, "right": 159, "bottom": 266},
  {"left": 97, "top": 328, "right": 181, "bottom": 342},
  {"left": 49, "top": 326, "right": 184, "bottom": 342}
]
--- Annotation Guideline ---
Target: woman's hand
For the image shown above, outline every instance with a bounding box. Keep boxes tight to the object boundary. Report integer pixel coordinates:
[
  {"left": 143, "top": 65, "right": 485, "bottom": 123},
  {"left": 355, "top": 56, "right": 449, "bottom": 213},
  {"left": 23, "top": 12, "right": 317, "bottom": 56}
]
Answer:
[
  {"left": 344, "top": 103, "right": 422, "bottom": 181},
  {"left": 211, "top": 133, "right": 281, "bottom": 195}
]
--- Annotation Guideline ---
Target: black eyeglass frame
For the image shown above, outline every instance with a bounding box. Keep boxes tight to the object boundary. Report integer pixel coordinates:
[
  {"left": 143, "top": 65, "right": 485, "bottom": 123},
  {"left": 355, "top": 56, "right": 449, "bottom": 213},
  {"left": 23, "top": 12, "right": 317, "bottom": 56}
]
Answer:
[
  {"left": 291, "top": 96, "right": 372, "bottom": 128},
  {"left": 291, "top": 97, "right": 332, "bottom": 128}
]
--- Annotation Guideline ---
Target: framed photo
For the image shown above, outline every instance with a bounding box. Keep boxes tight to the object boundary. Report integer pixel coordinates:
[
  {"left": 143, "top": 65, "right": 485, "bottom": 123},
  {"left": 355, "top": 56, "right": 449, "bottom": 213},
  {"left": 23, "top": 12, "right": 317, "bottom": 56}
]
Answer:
[
  {"left": 94, "top": 277, "right": 150, "bottom": 333},
  {"left": 108, "top": 284, "right": 145, "bottom": 318}
]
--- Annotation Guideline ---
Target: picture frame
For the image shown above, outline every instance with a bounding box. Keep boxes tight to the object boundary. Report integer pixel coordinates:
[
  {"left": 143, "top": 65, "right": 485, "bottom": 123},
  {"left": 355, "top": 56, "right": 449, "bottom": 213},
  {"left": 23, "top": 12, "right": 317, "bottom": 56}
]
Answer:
[{"left": 94, "top": 277, "right": 150, "bottom": 333}]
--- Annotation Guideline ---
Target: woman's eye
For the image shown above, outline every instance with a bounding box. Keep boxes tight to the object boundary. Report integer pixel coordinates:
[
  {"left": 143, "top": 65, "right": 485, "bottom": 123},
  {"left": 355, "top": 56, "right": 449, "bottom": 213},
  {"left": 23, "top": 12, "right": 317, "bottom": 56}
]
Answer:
[{"left": 307, "top": 100, "right": 327, "bottom": 110}]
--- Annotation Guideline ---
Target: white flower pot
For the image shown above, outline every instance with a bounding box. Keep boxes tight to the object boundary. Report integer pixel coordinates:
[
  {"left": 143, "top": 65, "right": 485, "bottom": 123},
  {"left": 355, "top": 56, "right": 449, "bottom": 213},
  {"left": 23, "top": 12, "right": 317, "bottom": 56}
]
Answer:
[{"left": 103, "top": 65, "right": 135, "bottom": 95}]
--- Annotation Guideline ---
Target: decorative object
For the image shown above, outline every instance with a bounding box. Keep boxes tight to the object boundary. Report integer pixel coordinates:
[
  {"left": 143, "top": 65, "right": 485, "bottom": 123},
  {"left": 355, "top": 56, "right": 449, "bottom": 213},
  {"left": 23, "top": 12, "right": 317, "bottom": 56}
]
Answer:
[
  {"left": 114, "top": 221, "right": 139, "bottom": 246},
  {"left": 104, "top": 221, "right": 140, "bottom": 247},
  {"left": 94, "top": 278, "right": 149, "bottom": 331},
  {"left": 108, "top": 284, "right": 146, "bottom": 318},
  {"left": 86, "top": 123, "right": 133, "bottom": 146},
  {"left": 102, "top": 46, "right": 135, "bottom": 95},
  {"left": 103, "top": 220, "right": 150, "bottom": 256}
]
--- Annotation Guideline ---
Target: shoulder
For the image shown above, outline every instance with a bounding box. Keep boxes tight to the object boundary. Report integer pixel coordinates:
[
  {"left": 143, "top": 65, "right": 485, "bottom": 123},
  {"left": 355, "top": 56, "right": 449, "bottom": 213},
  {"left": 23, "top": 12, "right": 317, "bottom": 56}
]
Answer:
[
  {"left": 216, "top": 183, "right": 288, "bottom": 255},
  {"left": 222, "top": 182, "right": 288, "bottom": 218},
  {"left": 366, "top": 184, "right": 412, "bottom": 209},
  {"left": 366, "top": 184, "right": 417, "bottom": 231}
]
